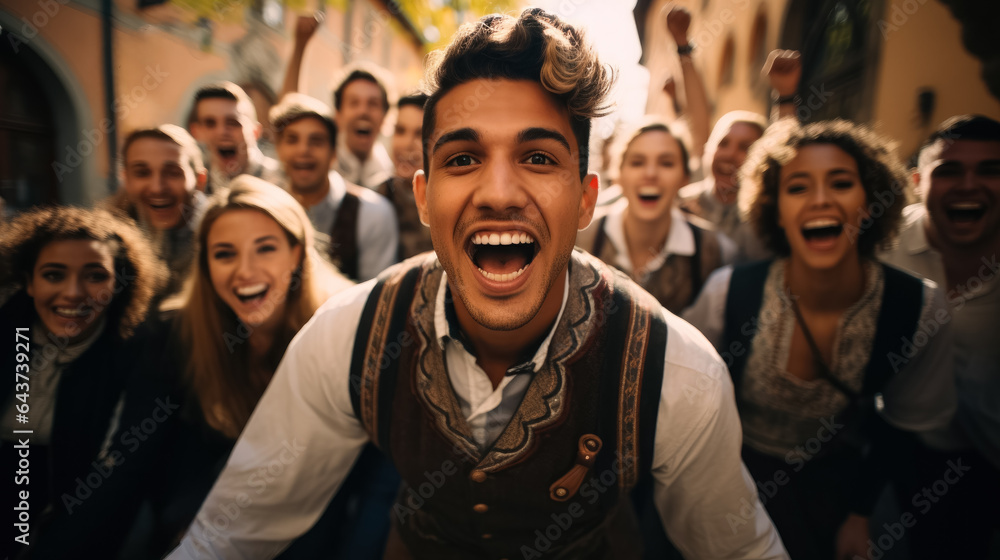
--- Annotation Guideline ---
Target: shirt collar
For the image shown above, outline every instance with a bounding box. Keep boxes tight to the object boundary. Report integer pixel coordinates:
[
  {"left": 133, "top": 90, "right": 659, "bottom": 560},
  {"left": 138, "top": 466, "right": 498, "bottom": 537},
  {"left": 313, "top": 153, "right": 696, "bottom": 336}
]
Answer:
[
  {"left": 336, "top": 140, "right": 393, "bottom": 187},
  {"left": 433, "top": 268, "right": 571, "bottom": 375},
  {"left": 208, "top": 146, "right": 265, "bottom": 189},
  {"left": 900, "top": 204, "right": 933, "bottom": 256},
  {"left": 605, "top": 206, "right": 695, "bottom": 272}
]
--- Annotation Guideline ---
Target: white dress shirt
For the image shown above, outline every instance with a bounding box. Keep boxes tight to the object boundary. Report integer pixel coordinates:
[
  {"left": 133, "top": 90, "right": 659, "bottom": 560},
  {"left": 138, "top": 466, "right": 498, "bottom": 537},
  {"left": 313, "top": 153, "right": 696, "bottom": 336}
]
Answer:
[
  {"left": 599, "top": 204, "right": 737, "bottom": 283},
  {"left": 304, "top": 171, "right": 399, "bottom": 281},
  {"left": 335, "top": 139, "right": 393, "bottom": 190},
  {"left": 168, "top": 266, "right": 788, "bottom": 560},
  {"left": 209, "top": 147, "right": 284, "bottom": 193},
  {"left": 879, "top": 204, "right": 1000, "bottom": 467}
]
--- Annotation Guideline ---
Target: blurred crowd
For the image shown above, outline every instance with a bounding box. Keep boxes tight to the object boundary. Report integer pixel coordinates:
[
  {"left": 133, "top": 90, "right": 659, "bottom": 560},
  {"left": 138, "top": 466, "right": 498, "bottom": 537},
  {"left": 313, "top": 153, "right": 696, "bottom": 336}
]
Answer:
[{"left": 1, "top": 5, "right": 997, "bottom": 560}]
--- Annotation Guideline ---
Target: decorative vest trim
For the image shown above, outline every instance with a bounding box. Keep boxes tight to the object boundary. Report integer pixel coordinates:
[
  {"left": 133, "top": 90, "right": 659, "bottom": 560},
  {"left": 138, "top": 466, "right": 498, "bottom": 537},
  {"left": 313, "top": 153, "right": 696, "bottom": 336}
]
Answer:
[{"left": 349, "top": 251, "right": 667, "bottom": 559}]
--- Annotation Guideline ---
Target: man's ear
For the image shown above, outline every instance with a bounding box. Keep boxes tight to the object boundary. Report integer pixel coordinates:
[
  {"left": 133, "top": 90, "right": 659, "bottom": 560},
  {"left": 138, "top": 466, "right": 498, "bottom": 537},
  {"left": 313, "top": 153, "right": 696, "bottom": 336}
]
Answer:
[
  {"left": 578, "top": 173, "right": 600, "bottom": 230},
  {"left": 413, "top": 169, "right": 430, "bottom": 227}
]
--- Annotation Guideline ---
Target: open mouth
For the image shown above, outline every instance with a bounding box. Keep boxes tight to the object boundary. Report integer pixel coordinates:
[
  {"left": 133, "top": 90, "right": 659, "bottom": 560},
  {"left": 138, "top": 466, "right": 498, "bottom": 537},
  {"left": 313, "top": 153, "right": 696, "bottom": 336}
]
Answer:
[
  {"left": 945, "top": 202, "right": 986, "bottom": 223},
  {"left": 148, "top": 199, "right": 175, "bottom": 211},
  {"left": 218, "top": 146, "right": 238, "bottom": 160},
  {"left": 801, "top": 218, "right": 843, "bottom": 243},
  {"left": 637, "top": 187, "right": 662, "bottom": 204},
  {"left": 353, "top": 123, "right": 373, "bottom": 138},
  {"left": 54, "top": 306, "right": 91, "bottom": 319},
  {"left": 467, "top": 231, "right": 538, "bottom": 282},
  {"left": 235, "top": 283, "right": 269, "bottom": 304},
  {"left": 290, "top": 161, "right": 317, "bottom": 172}
]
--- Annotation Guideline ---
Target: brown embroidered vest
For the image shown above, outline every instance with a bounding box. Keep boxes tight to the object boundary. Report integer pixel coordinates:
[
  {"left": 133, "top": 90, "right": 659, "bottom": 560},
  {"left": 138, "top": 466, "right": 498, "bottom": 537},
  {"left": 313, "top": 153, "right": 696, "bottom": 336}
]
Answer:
[
  {"left": 349, "top": 251, "right": 667, "bottom": 559},
  {"left": 577, "top": 215, "right": 724, "bottom": 313}
]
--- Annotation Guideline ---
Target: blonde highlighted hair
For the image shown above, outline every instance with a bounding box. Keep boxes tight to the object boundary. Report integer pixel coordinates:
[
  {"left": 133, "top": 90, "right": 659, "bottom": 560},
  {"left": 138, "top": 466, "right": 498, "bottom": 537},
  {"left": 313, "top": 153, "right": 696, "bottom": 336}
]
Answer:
[
  {"left": 171, "top": 175, "right": 350, "bottom": 438},
  {"left": 420, "top": 8, "right": 615, "bottom": 179}
]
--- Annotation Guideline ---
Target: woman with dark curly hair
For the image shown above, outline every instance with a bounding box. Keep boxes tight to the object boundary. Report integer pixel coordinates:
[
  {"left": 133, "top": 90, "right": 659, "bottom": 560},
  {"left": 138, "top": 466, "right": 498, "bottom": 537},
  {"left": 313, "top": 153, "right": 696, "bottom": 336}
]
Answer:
[
  {"left": 31, "top": 176, "right": 360, "bottom": 559},
  {"left": 0, "top": 206, "right": 164, "bottom": 558},
  {"left": 684, "top": 119, "right": 957, "bottom": 559}
]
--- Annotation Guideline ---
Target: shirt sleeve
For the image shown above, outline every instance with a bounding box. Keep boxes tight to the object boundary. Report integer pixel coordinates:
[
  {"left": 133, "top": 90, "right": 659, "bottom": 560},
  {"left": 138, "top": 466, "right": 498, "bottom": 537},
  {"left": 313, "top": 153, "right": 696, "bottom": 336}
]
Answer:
[
  {"left": 357, "top": 190, "right": 400, "bottom": 281},
  {"left": 880, "top": 279, "right": 957, "bottom": 448},
  {"left": 166, "top": 284, "right": 375, "bottom": 559},
  {"left": 652, "top": 310, "right": 789, "bottom": 560},
  {"left": 682, "top": 265, "right": 732, "bottom": 351}
]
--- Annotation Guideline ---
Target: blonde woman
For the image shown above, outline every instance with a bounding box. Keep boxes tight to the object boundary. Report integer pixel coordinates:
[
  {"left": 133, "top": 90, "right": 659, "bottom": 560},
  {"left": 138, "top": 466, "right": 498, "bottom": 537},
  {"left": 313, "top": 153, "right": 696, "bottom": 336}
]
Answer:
[
  {"left": 33, "top": 176, "right": 355, "bottom": 558},
  {"left": 578, "top": 118, "right": 734, "bottom": 313}
]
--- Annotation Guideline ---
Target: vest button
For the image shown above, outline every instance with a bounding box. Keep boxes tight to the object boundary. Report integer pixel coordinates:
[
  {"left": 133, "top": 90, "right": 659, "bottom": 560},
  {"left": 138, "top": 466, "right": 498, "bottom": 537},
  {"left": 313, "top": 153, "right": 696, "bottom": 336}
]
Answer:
[
  {"left": 473, "top": 503, "right": 489, "bottom": 513},
  {"left": 470, "top": 470, "right": 487, "bottom": 483}
]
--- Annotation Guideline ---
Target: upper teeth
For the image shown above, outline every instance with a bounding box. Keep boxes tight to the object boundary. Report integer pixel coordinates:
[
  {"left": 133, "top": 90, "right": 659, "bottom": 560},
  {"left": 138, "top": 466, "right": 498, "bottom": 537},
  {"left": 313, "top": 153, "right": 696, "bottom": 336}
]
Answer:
[
  {"left": 638, "top": 187, "right": 660, "bottom": 197},
  {"left": 236, "top": 284, "right": 267, "bottom": 297},
  {"left": 55, "top": 307, "right": 89, "bottom": 317},
  {"left": 803, "top": 218, "right": 840, "bottom": 229},
  {"left": 949, "top": 202, "right": 984, "bottom": 210},
  {"left": 472, "top": 232, "right": 535, "bottom": 246}
]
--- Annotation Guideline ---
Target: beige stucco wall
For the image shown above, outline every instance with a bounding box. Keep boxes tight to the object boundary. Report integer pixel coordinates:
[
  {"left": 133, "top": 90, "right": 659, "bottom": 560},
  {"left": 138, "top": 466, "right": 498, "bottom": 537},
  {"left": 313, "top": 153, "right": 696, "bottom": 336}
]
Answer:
[
  {"left": 642, "top": 0, "right": 1000, "bottom": 162},
  {"left": 1, "top": 0, "right": 423, "bottom": 201},
  {"left": 871, "top": 0, "right": 1000, "bottom": 159}
]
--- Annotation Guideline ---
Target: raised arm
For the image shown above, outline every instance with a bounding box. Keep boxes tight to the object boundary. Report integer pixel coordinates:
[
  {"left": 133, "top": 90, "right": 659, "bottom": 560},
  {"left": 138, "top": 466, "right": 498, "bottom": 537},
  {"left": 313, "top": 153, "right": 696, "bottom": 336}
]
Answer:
[
  {"left": 666, "top": 4, "right": 710, "bottom": 159},
  {"left": 763, "top": 49, "right": 803, "bottom": 122},
  {"left": 167, "top": 288, "right": 373, "bottom": 559},
  {"left": 281, "top": 14, "right": 322, "bottom": 98}
]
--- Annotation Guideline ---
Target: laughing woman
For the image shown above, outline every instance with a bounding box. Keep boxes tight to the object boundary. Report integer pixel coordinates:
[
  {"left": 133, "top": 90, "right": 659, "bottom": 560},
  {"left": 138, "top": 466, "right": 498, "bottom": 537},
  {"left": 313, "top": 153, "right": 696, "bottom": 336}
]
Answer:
[
  {"left": 0, "top": 207, "right": 163, "bottom": 559},
  {"left": 32, "top": 176, "right": 353, "bottom": 559},
  {"left": 683, "top": 120, "right": 956, "bottom": 559},
  {"left": 577, "top": 119, "right": 734, "bottom": 313}
]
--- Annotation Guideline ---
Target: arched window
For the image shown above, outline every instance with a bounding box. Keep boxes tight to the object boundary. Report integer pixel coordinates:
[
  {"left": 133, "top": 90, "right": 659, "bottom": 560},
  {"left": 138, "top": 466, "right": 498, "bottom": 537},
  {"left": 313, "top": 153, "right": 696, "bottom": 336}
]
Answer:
[
  {"left": 0, "top": 37, "right": 59, "bottom": 213},
  {"left": 719, "top": 35, "right": 736, "bottom": 88}
]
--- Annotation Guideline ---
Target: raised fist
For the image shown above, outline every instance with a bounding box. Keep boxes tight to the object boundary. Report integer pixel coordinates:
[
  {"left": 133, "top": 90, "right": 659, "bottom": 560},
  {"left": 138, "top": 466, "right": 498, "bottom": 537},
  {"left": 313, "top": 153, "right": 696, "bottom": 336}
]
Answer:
[
  {"left": 664, "top": 3, "right": 692, "bottom": 46},
  {"left": 763, "top": 49, "right": 802, "bottom": 96},
  {"left": 294, "top": 13, "right": 322, "bottom": 46}
]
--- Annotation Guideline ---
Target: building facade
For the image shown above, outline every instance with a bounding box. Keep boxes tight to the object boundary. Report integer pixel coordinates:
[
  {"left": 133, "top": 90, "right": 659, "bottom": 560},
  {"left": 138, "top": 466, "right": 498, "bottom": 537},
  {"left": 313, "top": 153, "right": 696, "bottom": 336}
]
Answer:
[
  {"left": 0, "top": 0, "right": 424, "bottom": 212},
  {"left": 634, "top": 0, "right": 1000, "bottom": 162}
]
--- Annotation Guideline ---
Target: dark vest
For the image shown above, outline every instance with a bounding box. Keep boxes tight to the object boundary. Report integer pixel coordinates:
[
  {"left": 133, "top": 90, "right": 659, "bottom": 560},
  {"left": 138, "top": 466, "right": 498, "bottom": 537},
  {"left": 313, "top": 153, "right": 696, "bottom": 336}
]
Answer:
[
  {"left": 349, "top": 251, "right": 667, "bottom": 559},
  {"left": 723, "top": 260, "right": 924, "bottom": 398},
  {"left": 328, "top": 185, "right": 361, "bottom": 280},
  {"left": 582, "top": 216, "right": 722, "bottom": 313}
]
